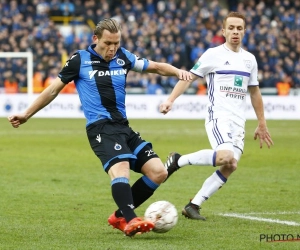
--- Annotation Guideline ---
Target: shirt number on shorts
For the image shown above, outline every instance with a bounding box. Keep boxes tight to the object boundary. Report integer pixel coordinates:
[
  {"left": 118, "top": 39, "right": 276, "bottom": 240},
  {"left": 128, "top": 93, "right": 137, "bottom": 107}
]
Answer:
[{"left": 145, "top": 149, "right": 155, "bottom": 157}]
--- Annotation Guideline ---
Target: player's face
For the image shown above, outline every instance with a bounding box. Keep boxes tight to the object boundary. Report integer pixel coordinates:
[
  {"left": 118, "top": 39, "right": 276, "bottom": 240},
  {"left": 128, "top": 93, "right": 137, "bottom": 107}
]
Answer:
[
  {"left": 222, "top": 17, "right": 245, "bottom": 50},
  {"left": 93, "top": 29, "right": 121, "bottom": 61}
]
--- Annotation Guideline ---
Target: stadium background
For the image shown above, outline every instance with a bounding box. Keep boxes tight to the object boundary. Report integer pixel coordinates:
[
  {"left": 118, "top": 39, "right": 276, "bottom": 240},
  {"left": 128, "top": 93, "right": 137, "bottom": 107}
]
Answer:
[
  {"left": 0, "top": 0, "right": 299, "bottom": 96},
  {"left": 1, "top": 2, "right": 300, "bottom": 249}
]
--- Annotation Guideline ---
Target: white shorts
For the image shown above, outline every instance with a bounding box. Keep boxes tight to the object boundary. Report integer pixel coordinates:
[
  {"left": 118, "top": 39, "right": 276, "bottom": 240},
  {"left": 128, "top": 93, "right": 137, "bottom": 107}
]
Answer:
[{"left": 205, "top": 118, "right": 245, "bottom": 161}]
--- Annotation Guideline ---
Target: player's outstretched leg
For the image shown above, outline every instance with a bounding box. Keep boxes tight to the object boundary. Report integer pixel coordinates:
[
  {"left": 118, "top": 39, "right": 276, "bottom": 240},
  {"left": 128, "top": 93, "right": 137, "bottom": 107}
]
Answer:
[
  {"left": 108, "top": 211, "right": 127, "bottom": 231},
  {"left": 163, "top": 152, "right": 182, "bottom": 182},
  {"left": 182, "top": 201, "right": 206, "bottom": 220},
  {"left": 123, "top": 217, "right": 154, "bottom": 237}
]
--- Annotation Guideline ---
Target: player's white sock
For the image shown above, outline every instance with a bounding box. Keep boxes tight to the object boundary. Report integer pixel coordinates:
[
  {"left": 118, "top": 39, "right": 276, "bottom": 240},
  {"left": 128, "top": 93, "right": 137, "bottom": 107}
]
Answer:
[
  {"left": 177, "top": 149, "right": 216, "bottom": 167},
  {"left": 191, "top": 170, "right": 227, "bottom": 207}
]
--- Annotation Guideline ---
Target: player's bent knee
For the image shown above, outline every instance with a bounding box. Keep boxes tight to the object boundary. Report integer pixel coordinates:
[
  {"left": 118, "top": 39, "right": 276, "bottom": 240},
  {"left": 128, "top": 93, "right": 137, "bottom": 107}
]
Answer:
[
  {"left": 151, "top": 166, "right": 167, "bottom": 184},
  {"left": 146, "top": 171, "right": 167, "bottom": 185},
  {"left": 221, "top": 159, "right": 238, "bottom": 172},
  {"left": 142, "top": 160, "right": 167, "bottom": 184},
  {"left": 229, "top": 161, "right": 238, "bottom": 172},
  {"left": 216, "top": 152, "right": 235, "bottom": 166},
  {"left": 220, "top": 163, "right": 237, "bottom": 177}
]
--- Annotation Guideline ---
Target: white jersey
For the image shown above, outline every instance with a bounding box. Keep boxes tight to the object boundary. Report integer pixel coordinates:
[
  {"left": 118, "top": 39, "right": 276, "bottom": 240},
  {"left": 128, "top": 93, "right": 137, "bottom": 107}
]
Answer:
[{"left": 190, "top": 44, "right": 258, "bottom": 125}]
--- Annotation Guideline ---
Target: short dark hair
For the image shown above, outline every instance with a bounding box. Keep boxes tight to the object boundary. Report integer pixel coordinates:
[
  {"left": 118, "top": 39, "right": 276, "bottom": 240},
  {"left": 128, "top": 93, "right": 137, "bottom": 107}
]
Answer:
[
  {"left": 223, "top": 12, "right": 246, "bottom": 28},
  {"left": 94, "top": 18, "right": 122, "bottom": 38}
]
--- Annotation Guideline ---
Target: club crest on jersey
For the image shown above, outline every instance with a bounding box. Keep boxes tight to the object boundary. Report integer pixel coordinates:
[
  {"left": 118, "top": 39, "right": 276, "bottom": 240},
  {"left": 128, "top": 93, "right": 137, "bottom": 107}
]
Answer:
[
  {"left": 114, "top": 143, "right": 122, "bottom": 150},
  {"left": 116, "top": 58, "right": 125, "bottom": 66},
  {"left": 244, "top": 60, "right": 252, "bottom": 69}
]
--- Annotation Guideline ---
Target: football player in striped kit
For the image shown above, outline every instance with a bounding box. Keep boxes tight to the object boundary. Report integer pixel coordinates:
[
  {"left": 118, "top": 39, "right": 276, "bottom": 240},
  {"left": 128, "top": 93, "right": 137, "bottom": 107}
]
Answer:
[{"left": 8, "top": 18, "right": 192, "bottom": 236}]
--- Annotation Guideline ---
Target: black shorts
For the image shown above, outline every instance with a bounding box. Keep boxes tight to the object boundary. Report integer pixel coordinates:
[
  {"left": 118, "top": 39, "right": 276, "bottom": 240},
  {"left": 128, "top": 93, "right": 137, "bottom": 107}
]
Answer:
[{"left": 86, "top": 120, "right": 159, "bottom": 173}]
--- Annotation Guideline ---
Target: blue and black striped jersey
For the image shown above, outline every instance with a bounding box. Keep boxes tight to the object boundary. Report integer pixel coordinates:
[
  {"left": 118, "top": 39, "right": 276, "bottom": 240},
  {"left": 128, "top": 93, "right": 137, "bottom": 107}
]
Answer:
[{"left": 58, "top": 44, "right": 149, "bottom": 126}]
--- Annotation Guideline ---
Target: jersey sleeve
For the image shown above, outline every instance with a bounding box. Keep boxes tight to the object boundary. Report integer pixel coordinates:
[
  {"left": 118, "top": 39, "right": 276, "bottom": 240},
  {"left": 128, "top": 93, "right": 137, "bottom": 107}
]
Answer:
[
  {"left": 121, "top": 48, "right": 149, "bottom": 72},
  {"left": 190, "top": 49, "right": 214, "bottom": 77},
  {"left": 58, "top": 52, "right": 81, "bottom": 84},
  {"left": 248, "top": 56, "right": 259, "bottom": 86},
  {"left": 132, "top": 54, "right": 149, "bottom": 72}
]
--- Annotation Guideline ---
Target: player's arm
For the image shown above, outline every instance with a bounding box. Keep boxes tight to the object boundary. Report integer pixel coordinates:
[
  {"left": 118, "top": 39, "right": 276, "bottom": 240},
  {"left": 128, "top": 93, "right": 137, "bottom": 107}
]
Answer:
[
  {"left": 248, "top": 86, "right": 273, "bottom": 148},
  {"left": 144, "top": 60, "right": 192, "bottom": 81},
  {"left": 8, "top": 52, "right": 80, "bottom": 128},
  {"left": 160, "top": 73, "right": 199, "bottom": 114},
  {"left": 8, "top": 78, "right": 65, "bottom": 128}
]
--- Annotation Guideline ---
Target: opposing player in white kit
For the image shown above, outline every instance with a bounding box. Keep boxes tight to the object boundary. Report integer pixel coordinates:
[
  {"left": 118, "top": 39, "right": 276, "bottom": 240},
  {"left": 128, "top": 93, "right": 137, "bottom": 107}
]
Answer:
[{"left": 160, "top": 12, "right": 273, "bottom": 220}]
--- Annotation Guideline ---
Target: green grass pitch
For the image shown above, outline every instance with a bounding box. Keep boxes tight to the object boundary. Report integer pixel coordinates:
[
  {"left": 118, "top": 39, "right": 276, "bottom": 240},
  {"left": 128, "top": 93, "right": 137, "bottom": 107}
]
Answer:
[{"left": 1, "top": 118, "right": 299, "bottom": 250}]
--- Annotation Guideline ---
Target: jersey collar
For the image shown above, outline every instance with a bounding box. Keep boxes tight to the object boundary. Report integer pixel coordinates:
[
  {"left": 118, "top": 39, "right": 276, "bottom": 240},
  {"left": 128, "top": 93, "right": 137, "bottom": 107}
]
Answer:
[
  {"left": 87, "top": 44, "right": 118, "bottom": 60},
  {"left": 223, "top": 43, "right": 242, "bottom": 53}
]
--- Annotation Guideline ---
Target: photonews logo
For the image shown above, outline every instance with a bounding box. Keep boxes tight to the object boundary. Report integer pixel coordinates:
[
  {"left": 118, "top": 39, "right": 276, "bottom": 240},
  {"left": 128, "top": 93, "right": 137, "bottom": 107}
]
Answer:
[{"left": 260, "top": 233, "right": 300, "bottom": 242}]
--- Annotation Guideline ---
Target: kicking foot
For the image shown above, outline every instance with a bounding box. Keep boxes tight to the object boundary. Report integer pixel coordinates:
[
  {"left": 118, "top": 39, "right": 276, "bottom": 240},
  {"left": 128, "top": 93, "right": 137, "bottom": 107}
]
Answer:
[
  {"left": 108, "top": 212, "right": 127, "bottom": 231},
  {"left": 123, "top": 217, "right": 154, "bottom": 237}
]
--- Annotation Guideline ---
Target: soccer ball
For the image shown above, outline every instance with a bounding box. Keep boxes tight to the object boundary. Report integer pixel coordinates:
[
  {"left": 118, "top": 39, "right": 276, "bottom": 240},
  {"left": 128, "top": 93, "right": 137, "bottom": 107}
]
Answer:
[{"left": 144, "top": 200, "right": 178, "bottom": 233}]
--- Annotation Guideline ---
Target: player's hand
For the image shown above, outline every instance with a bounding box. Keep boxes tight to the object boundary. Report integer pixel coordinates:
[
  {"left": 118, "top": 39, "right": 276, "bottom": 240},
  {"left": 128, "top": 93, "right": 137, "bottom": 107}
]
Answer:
[
  {"left": 160, "top": 101, "right": 173, "bottom": 114},
  {"left": 8, "top": 114, "right": 28, "bottom": 128},
  {"left": 254, "top": 126, "right": 274, "bottom": 148},
  {"left": 177, "top": 70, "right": 192, "bottom": 81}
]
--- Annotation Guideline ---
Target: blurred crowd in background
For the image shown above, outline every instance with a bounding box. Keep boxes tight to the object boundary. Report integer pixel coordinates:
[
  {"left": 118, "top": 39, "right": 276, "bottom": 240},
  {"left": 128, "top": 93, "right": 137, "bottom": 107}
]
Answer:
[{"left": 0, "top": 0, "right": 299, "bottom": 95}]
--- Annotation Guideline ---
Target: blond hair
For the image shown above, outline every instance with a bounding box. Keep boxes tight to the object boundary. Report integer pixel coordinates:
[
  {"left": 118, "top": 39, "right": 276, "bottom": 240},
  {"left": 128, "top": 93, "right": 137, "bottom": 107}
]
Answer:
[{"left": 94, "top": 18, "right": 122, "bottom": 38}]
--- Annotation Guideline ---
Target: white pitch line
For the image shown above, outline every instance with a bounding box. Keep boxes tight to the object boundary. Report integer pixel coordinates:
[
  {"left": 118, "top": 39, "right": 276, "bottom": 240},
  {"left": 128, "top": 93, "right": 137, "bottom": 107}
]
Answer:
[
  {"left": 219, "top": 213, "right": 300, "bottom": 226},
  {"left": 247, "top": 211, "right": 300, "bottom": 215}
]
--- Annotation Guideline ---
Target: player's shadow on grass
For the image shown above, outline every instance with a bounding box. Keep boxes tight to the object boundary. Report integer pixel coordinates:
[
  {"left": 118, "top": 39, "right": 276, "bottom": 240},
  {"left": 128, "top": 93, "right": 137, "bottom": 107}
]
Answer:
[{"left": 103, "top": 230, "right": 179, "bottom": 240}]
